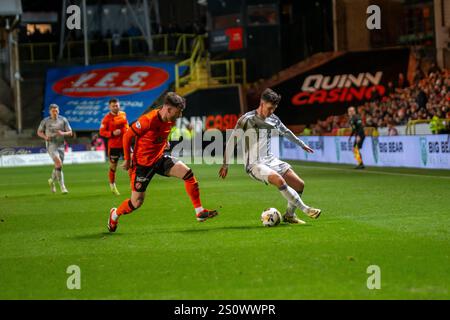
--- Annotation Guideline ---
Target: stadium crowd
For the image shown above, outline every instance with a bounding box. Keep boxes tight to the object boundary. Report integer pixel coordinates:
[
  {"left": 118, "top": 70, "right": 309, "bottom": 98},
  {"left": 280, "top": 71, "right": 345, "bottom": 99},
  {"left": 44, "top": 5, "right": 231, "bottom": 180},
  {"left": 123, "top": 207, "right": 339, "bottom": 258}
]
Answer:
[{"left": 307, "top": 64, "right": 450, "bottom": 136}]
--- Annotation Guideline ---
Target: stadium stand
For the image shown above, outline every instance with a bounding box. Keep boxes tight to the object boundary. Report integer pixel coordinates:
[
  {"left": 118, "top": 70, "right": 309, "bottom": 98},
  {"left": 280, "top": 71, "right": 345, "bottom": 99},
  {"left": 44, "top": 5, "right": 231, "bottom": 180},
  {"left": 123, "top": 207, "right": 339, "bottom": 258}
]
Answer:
[{"left": 307, "top": 67, "right": 450, "bottom": 136}]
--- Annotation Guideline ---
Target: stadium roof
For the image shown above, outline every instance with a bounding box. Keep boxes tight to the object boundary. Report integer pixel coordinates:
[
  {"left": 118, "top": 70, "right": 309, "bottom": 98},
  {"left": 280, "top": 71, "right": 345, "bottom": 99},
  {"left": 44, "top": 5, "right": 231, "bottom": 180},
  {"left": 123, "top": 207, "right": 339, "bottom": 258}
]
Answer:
[{"left": 0, "top": 0, "right": 23, "bottom": 16}]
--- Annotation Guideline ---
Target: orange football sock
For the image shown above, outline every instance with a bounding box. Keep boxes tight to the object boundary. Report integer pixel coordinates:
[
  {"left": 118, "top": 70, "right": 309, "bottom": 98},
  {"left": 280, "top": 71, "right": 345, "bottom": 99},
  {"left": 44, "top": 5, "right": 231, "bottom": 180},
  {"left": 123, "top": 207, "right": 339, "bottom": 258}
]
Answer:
[
  {"left": 117, "top": 199, "right": 135, "bottom": 216},
  {"left": 183, "top": 170, "right": 202, "bottom": 210}
]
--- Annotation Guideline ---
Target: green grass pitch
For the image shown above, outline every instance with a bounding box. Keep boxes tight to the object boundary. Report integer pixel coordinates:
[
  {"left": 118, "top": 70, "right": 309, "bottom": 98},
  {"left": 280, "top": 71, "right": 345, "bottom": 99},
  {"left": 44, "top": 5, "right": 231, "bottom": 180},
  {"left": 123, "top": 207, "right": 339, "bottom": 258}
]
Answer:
[{"left": 0, "top": 161, "right": 449, "bottom": 299}]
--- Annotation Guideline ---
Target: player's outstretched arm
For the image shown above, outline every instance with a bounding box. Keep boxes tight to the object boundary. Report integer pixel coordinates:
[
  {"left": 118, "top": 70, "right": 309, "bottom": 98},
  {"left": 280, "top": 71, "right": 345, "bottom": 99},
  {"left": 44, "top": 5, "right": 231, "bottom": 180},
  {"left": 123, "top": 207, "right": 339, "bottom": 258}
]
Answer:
[
  {"left": 276, "top": 118, "right": 314, "bottom": 153},
  {"left": 301, "top": 144, "right": 314, "bottom": 153}
]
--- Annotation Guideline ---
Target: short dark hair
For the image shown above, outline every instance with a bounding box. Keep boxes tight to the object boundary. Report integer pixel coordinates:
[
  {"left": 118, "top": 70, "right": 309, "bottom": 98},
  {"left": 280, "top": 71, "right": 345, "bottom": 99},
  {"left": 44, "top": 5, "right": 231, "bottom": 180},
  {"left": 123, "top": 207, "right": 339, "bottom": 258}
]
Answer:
[
  {"left": 49, "top": 104, "right": 59, "bottom": 109},
  {"left": 261, "top": 88, "right": 281, "bottom": 105},
  {"left": 164, "top": 92, "right": 186, "bottom": 110},
  {"left": 109, "top": 98, "right": 119, "bottom": 104}
]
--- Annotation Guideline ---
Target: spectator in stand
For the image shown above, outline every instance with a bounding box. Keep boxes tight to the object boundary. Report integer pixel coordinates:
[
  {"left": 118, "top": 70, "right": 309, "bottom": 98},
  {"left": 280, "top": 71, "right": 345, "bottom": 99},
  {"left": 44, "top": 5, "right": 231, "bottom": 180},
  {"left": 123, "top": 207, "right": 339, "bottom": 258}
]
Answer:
[
  {"left": 388, "top": 122, "right": 398, "bottom": 136},
  {"left": 365, "top": 115, "right": 376, "bottom": 128},
  {"left": 302, "top": 125, "right": 312, "bottom": 136},
  {"left": 386, "top": 81, "right": 395, "bottom": 96},
  {"left": 309, "top": 67, "right": 450, "bottom": 136},
  {"left": 441, "top": 107, "right": 448, "bottom": 117},
  {"left": 413, "top": 66, "right": 425, "bottom": 84},
  {"left": 91, "top": 133, "right": 106, "bottom": 151},
  {"left": 416, "top": 85, "right": 428, "bottom": 110},
  {"left": 428, "top": 62, "right": 441, "bottom": 76},
  {"left": 430, "top": 111, "right": 446, "bottom": 134},
  {"left": 330, "top": 116, "right": 340, "bottom": 133},
  {"left": 370, "top": 86, "right": 381, "bottom": 103},
  {"left": 418, "top": 108, "right": 428, "bottom": 120},
  {"left": 312, "top": 123, "right": 322, "bottom": 136},
  {"left": 395, "top": 73, "right": 410, "bottom": 91}
]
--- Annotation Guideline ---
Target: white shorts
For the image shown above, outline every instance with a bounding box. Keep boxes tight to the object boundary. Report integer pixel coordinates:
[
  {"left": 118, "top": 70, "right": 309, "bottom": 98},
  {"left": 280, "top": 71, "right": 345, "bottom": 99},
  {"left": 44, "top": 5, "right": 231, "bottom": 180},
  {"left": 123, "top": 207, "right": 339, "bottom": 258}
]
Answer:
[
  {"left": 47, "top": 143, "right": 65, "bottom": 162},
  {"left": 246, "top": 159, "right": 291, "bottom": 184}
]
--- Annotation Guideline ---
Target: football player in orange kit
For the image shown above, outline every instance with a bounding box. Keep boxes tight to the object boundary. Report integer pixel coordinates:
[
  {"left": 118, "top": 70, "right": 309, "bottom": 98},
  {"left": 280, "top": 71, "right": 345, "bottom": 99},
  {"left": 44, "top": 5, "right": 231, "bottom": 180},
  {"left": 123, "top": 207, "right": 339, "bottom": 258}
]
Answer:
[
  {"left": 99, "top": 98, "right": 129, "bottom": 195},
  {"left": 107, "top": 92, "right": 218, "bottom": 232}
]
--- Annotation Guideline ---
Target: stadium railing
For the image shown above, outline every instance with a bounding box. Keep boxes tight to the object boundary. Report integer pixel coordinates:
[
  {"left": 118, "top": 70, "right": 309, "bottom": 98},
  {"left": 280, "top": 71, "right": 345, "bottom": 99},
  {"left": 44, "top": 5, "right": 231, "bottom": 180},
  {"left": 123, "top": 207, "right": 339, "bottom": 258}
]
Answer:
[
  {"left": 336, "top": 127, "right": 378, "bottom": 136},
  {"left": 19, "top": 33, "right": 200, "bottom": 63},
  {"left": 406, "top": 119, "right": 450, "bottom": 135}
]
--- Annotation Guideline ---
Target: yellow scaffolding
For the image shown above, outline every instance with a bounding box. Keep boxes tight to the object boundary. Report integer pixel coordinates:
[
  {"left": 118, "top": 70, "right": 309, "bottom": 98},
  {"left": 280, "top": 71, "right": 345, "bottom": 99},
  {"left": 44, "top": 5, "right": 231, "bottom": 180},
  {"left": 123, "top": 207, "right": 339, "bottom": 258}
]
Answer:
[
  {"left": 406, "top": 119, "right": 450, "bottom": 135},
  {"left": 175, "top": 36, "right": 247, "bottom": 96}
]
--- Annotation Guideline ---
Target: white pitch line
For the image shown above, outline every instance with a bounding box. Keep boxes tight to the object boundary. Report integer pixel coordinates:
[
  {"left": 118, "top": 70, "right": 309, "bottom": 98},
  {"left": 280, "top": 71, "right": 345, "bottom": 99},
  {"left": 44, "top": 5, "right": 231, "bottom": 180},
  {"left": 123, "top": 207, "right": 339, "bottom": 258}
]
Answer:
[{"left": 295, "top": 163, "right": 450, "bottom": 179}]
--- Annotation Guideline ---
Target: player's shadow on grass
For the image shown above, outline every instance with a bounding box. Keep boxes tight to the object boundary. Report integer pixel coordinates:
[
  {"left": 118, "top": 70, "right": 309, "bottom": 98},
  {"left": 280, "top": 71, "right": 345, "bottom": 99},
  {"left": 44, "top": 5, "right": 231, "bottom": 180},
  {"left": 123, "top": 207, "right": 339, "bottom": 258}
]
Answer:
[
  {"left": 71, "top": 224, "right": 312, "bottom": 240},
  {"left": 175, "top": 224, "right": 312, "bottom": 233},
  {"left": 176, "top": 225, "right": 261, "bottom": 233},
  {"left": 72, "top": 232, "right": 123, "bottom": 240}
]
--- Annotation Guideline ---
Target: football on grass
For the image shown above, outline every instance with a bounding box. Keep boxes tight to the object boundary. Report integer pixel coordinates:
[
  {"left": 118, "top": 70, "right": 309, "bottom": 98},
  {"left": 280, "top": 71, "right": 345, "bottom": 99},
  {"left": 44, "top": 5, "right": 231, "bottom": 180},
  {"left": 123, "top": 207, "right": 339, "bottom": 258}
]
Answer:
[{"left": 260, "top": 208, "right": 281, "bottom": 227}]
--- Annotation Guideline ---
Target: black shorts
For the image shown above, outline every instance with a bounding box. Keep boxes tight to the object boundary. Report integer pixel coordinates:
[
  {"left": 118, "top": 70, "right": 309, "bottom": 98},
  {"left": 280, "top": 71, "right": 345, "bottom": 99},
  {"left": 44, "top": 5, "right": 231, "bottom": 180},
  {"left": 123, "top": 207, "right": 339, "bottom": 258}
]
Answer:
[
  {"left": 131, "top": 155, "right": 179, "bottom": 192},
  {"left": 109, "top": 148, "right": 124, "bottom": 163},
  {"left": 353, "top": 135, "right": 365, "bottom": 149}
]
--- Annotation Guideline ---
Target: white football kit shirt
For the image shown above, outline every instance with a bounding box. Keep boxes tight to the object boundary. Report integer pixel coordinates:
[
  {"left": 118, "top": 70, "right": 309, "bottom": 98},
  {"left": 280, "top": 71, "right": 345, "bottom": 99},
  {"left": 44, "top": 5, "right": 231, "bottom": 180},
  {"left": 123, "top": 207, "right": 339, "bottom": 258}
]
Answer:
[{"left": 225, "top": 110, "right": 307, "bottom": 183}]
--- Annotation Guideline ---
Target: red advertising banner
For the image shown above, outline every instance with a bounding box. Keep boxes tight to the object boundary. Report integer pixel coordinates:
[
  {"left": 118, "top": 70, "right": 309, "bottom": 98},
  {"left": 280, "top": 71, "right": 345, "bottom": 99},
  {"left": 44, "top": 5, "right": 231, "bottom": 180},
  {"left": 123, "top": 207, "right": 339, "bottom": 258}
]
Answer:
[
  {"left": 225, "top": 27, "right": 244, "bottom": 51},
  {"left": 258, "top": 48, "right": 410, "bottom": 125}
]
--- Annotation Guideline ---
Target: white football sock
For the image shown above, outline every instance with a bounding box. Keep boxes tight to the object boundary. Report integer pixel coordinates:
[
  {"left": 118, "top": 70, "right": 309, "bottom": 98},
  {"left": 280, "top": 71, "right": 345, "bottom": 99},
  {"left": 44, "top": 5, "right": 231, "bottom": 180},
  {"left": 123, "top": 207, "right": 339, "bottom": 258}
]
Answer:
[
  {"left": 195, "top": 207, "right": 204, "bottom": 214},
  {"left": 55, "top": 168, "right": 65, "bottom": 187},
  {"left": 278, "top": 184, "right": 309, "bottom": 212},
  {"left": 286, "top": 202, "right": 296, "bottom": 216}
]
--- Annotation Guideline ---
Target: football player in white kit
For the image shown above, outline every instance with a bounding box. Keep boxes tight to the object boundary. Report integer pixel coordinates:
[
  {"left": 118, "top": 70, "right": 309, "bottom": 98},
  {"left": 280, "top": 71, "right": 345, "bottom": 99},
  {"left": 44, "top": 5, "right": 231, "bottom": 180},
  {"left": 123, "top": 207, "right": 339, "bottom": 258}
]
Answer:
[{"left": 219, "top": 88, "right": 321, "bottom": 224}]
